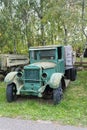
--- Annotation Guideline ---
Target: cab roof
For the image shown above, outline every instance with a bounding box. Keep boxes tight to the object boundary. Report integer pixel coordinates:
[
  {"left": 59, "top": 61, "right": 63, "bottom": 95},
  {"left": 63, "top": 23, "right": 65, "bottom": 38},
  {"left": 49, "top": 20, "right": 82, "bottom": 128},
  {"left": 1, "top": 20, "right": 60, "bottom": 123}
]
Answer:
[{"left": 29, "top": 45, "right": 63, "bottom": 50}]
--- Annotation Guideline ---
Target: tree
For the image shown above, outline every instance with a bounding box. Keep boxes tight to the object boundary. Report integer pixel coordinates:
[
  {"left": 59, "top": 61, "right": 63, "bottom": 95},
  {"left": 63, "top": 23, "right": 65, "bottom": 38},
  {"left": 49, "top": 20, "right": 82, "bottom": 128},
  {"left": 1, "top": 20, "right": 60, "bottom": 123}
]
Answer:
[{"left": 0, "top": 0, "right": 87, "bottom": 53}]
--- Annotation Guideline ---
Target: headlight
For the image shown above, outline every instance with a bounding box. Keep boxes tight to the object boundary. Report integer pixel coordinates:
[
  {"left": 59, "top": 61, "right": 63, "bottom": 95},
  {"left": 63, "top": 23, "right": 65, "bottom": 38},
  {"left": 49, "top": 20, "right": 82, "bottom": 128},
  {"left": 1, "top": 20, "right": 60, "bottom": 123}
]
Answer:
[
  {"left": 17, "top": 71, "right": 23, "bottom": 78},
  {"left": 42, "top": 73, "right": 47, "bottom": 79}
]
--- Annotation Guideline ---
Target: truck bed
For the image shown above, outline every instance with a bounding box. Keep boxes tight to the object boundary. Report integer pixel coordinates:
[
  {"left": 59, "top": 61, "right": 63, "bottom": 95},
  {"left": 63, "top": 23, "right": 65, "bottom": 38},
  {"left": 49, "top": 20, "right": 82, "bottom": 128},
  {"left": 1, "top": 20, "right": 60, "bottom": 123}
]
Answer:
[{"left": 0, "top": 54, "right": 29, "bottom": 71}]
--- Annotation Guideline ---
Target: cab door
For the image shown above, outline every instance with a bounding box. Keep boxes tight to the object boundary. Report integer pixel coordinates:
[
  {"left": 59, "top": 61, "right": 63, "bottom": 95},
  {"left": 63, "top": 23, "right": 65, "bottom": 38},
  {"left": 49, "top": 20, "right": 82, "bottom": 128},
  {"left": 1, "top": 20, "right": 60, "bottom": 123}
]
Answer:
[{"left": 57, "top": 46, "right": 65, "bottom": 73}]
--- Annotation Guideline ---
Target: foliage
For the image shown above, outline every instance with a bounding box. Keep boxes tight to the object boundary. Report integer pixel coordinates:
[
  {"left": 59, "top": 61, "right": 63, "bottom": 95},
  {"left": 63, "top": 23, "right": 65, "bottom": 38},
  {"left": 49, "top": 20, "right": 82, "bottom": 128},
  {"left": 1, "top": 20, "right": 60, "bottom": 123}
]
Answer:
[
  {"left": 0, "top": 0, "right": 87, "bottom": 53},
  {"left": 0, "top": 71, "right": 87, "bottom": 126}
]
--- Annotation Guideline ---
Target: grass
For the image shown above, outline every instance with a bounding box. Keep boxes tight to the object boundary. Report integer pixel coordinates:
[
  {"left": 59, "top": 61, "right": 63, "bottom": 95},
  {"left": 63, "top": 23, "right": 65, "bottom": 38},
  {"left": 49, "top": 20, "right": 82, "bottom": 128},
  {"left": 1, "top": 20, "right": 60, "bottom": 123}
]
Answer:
[
  {"left": 0, "top": 71, "right": 87, "bottom": 127},
  {"left": 76, "top": 57, "right": 87, "bottom": 62}
]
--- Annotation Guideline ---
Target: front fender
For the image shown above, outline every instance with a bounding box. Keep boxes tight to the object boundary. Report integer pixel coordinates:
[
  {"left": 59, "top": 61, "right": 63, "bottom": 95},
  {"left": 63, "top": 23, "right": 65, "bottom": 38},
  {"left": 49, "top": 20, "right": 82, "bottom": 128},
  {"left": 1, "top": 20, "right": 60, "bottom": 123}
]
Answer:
[
  {"left": 49, "top": 73, "right": 63, "bottom": 89},
  {"left": 4, "top": 72, "right": 17, "bottom": 84}
]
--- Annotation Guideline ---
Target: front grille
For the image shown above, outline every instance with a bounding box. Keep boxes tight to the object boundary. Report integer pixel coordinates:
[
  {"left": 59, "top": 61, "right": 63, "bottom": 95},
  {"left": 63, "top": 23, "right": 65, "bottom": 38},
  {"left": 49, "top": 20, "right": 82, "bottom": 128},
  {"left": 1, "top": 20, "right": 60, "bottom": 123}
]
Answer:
[{"left": 24, "top": 69, "right": 39, "bottom": 81}]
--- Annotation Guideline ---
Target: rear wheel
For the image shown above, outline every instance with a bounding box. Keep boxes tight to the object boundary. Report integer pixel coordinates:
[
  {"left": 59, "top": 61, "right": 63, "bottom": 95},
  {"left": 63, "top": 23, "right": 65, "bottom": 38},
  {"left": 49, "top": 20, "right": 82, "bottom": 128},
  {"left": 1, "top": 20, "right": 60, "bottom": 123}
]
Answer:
[
  {"left": 65, "top": 68, "right": 77, "bottom": 81},
  {"left": 70, "top": 67, "right": 77, "bottom": 81},
  {"left": 53, "top": 82, "right": 63, "bottom": 105},
  {"left": 6, "top": 84, "right": 17, "bottom": 102}
]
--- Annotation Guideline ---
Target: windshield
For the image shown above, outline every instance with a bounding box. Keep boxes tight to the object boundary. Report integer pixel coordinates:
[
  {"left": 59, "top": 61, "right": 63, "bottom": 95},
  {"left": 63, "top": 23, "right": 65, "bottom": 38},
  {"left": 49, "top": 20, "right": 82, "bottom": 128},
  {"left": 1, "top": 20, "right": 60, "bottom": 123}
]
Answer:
[{"left": 30, "top": 49, "right": 55, "bottom": 60}]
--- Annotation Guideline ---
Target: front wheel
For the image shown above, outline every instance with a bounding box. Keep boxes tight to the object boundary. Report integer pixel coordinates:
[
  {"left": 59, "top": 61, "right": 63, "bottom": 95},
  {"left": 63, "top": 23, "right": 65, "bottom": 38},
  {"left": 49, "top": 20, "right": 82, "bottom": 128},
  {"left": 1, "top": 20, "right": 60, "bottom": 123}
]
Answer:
[
  {"left": 6, "top": 84, "right": 17, "bottom": 102},
  {"left": 53, "top": 82, "right": 63, "bottom": 105}
]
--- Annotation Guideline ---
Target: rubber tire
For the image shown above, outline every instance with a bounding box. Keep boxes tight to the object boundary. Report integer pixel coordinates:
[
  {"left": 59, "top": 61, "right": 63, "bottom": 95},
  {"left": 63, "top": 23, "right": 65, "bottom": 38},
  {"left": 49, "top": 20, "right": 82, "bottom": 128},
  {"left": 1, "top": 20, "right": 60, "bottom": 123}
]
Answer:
[
  {"left": 65, "top": 69, "right": 70, "bottom": 79},
  {"left": 6, "top": 84, "right": 17, "bottom": 102},
  {"left": 70, "top": 68, "right": 77, "bottom": 81},
  {"left": 53, "top": 82, "right": 63, "bottom": 105}
]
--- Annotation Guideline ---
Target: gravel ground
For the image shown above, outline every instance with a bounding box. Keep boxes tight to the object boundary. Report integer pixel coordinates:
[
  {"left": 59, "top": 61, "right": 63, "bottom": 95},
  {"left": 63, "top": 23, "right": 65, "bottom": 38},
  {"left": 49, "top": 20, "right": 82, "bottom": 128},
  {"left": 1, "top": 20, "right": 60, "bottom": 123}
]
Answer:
[{"left": 0, "top": 117, "right": 87, "bottom": 130}]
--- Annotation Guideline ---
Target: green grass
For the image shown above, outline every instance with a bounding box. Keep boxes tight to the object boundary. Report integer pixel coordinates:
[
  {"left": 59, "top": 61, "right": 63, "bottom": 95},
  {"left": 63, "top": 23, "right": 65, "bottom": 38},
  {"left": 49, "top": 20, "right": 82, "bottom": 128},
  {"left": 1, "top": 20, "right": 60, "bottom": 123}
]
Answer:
[
  {"left": 0, "top": 71, "right": 87, "bottom": 127},
  {"left": 76, "top": 57, "right": 87, "bottom": 62}
]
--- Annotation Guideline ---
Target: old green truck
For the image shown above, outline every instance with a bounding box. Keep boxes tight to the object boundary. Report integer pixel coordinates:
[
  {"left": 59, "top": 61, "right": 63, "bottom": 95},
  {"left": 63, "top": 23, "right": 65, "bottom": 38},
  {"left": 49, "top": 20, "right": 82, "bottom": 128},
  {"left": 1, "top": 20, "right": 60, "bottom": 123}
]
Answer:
[{"left": 4, "top": 45, "right": 77, "bottom": 104}]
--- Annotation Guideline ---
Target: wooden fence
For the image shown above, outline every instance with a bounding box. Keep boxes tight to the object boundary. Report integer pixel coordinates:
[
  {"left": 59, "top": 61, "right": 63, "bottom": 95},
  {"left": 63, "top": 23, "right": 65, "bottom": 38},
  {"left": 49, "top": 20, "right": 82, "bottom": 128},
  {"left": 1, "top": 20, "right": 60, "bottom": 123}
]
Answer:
[{"left": 75, "top": 58, "right": 87, "bottom": 70}]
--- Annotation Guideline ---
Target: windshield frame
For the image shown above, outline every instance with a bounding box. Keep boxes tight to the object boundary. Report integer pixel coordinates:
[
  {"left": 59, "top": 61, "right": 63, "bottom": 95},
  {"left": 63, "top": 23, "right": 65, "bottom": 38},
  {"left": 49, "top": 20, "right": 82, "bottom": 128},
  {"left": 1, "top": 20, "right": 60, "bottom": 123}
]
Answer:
[{"left": 29, "top": 48, "right": 56, "bottom": 63}]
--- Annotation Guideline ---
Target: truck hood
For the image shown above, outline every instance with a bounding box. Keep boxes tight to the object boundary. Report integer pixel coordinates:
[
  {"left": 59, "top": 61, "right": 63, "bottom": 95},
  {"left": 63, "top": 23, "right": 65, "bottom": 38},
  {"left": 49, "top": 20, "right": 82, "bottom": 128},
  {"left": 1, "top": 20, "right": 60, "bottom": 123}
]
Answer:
[{"left": 31, "top": 62, "right": 56, "bottom": 69}]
